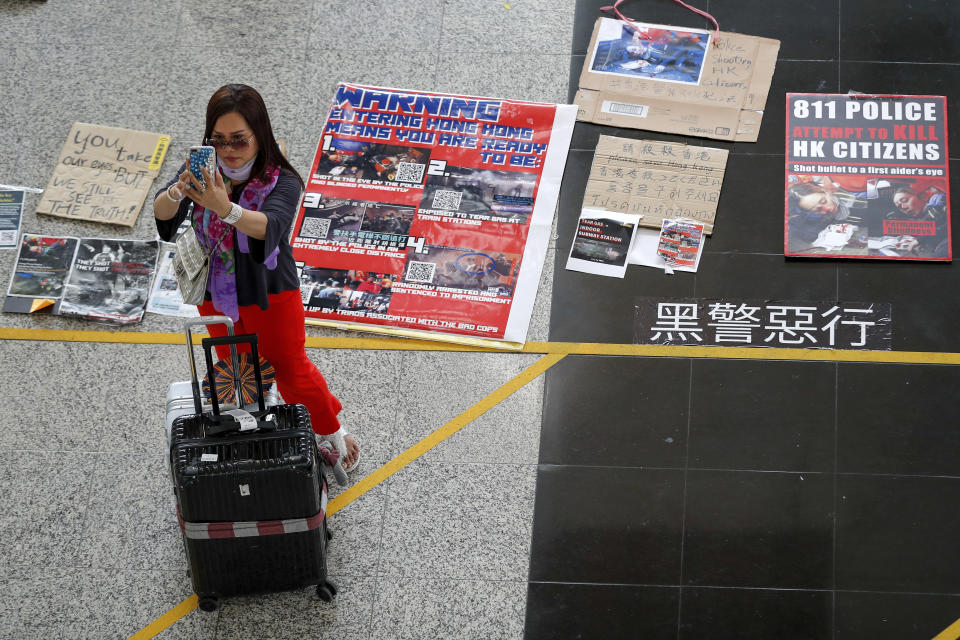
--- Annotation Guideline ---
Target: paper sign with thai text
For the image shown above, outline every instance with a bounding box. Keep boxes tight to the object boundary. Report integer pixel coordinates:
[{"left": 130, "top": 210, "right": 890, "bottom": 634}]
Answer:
[{"left": 583, "top": 135, "right": 728, "bottom": 234}]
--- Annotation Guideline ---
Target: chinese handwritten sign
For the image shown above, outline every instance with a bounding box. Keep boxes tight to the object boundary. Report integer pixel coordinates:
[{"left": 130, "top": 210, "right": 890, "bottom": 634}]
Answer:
[
  {"left": 634, "top": 298, "right": 892, "bottom": 350},
  {"left": 583, "top": 135, "right": 728, "bottom": 234}
]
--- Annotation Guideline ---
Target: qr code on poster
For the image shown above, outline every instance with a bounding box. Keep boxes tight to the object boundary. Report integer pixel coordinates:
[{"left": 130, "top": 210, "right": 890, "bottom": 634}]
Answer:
[
  {"left": 394, "top": 162, "right": 425, "bottom": 183},
  {"left": 405, "top": 261, "right": 436, "bottom": 283},
  {"left": 0, "top": 230, "right": 14, "bottom": 246},
  {"left": 432, "top": 190, "right": 462, "bottom": 211},
  {"left": 300, "top": 217, "right": 331, "bottom": 239}
]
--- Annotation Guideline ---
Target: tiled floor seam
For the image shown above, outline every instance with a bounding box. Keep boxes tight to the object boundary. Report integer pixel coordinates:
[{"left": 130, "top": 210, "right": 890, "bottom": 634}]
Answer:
[
  {"left": 831, "top": 362, "right": 840, "bottom": 639},
  {"left": 533, "top": 464, "right": 960, "bottom": 480},
  {"left": 675, "top": 359, "right": 695, "bottom": 635},
  {"left": 528, "top": 581, "right": 960, "bottom": 597}
]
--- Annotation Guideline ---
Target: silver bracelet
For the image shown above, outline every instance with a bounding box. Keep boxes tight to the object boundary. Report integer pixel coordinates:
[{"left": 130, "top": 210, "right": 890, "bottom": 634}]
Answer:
[
  {"left": 224, "top": 202, "right": 244, "bottom": 225},
  {"left": 165, "top": 185, "right": 184, "bottom": 203}
]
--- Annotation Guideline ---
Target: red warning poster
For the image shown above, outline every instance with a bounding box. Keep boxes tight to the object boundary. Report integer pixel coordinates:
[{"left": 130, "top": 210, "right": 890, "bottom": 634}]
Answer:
[{"left": 292, "top": 83, "right": 576, "bottom": 345}]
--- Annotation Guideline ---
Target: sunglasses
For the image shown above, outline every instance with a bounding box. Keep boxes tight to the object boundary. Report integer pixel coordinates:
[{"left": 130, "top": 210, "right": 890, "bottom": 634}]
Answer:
[{"left": 205, "top": 134, "right": 255, "bottom": 150}]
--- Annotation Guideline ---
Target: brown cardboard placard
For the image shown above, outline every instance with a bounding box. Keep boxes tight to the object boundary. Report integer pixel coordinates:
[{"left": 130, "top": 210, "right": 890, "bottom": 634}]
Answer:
[
  {"left": 36, "top": 123, "right": 170, "bottom": 227},
  {"left": 576, "top": 17, "right": 780, "bottom": 142},
  {"left": 582, "top": 135, "right": 728, "bottom": 234}
]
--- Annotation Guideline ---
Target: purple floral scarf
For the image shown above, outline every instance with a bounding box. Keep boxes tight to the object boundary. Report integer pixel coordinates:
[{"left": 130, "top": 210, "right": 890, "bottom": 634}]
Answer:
[{"left": 193, "top": 165, "right": 281, "bottom": 320}]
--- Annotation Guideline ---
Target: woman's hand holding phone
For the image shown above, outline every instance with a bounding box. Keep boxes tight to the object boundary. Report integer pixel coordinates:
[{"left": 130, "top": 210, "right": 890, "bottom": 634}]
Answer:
[{"left": 183, "top": 165, "right": 231, "bottom": 218}]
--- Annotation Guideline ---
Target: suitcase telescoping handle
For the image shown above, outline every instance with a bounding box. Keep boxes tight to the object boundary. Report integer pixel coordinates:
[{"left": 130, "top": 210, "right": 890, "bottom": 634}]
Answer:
[
  {"left": 201, "top": 333, "right": 267, "bottom": 418},
  {"left": 183, "top": 317, "right": 237, "bottom": 415}
]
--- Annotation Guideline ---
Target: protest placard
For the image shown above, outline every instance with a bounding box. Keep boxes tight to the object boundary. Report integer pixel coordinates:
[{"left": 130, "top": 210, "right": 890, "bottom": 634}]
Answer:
[
  {"left": 577, "top": 18, "right": 779, "bottom": 142},
  {"left": 291, "top": 83, "right": 576, "bottom": 348},
  {"left": 583, "top": 135, "right": 727, "bottom": 234},
  {"left": 36, "top": 123, "right": 170, "bottom": 227}
]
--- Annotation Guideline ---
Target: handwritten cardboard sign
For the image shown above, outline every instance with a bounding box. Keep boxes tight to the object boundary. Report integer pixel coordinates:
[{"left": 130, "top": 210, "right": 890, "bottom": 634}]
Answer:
[
  {"left": 36, "top": 123, "right": 170, "bottom": 227},
  {"left": 582, "top": 135, "right": 728, "bottom": 234},
  {"left": 576, "top": 18, "right": 779, "bottom": 142}
]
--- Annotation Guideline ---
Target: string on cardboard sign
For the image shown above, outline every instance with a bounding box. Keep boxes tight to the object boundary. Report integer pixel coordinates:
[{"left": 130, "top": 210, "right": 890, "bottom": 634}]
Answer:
[{"left": 600, "top": 0, "right": 721, "bottom": 46}]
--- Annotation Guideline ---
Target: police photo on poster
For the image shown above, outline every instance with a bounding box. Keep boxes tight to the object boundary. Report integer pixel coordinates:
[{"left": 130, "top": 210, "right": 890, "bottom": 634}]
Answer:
[
  {"left": 59, "top": 238, "right": 159, "bottom": 324},
  {"left": 588, "top": 18, "right": 710, "bottom": 85},
  {"left": 420, "top": 165, "right": 538, "bottom": 223},
  {"left": 785, "top": 93, "right": 951, "bottom": 261}
]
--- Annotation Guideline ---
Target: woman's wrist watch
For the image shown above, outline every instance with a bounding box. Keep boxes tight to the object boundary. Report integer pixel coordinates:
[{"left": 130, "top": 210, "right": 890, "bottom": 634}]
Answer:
[{"left": 223, "top": 202, "right": 243, "bottom": 225}]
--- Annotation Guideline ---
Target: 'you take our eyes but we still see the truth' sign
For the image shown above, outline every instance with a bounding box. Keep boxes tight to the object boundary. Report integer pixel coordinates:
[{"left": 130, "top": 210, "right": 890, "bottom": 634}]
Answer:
[{"left": 36, "top": 122, "right": 170, "bottom": 227}]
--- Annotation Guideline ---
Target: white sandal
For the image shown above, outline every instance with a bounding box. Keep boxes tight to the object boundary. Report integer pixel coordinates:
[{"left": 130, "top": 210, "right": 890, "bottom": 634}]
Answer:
[{"left": 323, "top": 427, "right": 360, "bottom": 473}]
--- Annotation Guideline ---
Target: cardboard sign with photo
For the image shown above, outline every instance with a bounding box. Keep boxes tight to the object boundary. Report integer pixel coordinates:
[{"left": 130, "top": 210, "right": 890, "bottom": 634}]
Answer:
[{"left": 577, "top": 17, "right": 780, "bottom": 142}]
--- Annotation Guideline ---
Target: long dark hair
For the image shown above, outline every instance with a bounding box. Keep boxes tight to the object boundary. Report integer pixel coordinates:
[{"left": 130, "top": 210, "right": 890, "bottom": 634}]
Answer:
[
  {"left": 787, "top": 181, "right": 827, "bottom": 215},
  {"left": 204, "top": 84, "right": 304, "bottom": 189}
]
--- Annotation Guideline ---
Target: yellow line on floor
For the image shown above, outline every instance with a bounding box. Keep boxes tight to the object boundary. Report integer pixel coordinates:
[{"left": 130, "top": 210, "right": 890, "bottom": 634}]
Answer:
[
  {"left": 933, "top": 618, "right": 960, "bottom": 640},
  {"left": 5, "top": 326, "right": 960, "bottom": 366},
  {"left": 327, "top": 351, "right": 566, "bottom": 515},
  {"left": 126, "top": 352, "right": 566, "bottom": 639},
  {"left": 127, "top": 595, "right": 197, "bottom": 640},
  {"left": 539, "top": 341, "right": 960, "bottom": 365}
]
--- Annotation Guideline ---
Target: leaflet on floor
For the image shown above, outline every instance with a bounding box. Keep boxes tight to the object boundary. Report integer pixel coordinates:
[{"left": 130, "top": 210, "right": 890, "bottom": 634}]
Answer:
[
  {"left": 145, "top": 242, "right": 199, "bottom": 317},
  {"left": 291, "top": 83, "right": 576, "bottom": 346},
  {"left": 785, "top": 93, "right": 951, "bottom": 261},
  {"left": 629, "top": 218, "right": 705, "bottom": 273},
  {"left": 0, "top": 190, "right": 25, "bottom": 249},
  {"left": 3, "top": 234, "right": 79, "bottom": 314},
  {"left": 59, "top": 238, "right": 160, "bottom": 324},
  {"left": 565, "top": 208, "right": 640, "bottom": 278}
]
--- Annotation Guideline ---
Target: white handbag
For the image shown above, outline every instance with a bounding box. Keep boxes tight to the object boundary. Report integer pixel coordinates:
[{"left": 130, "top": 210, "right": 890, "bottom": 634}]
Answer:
[{"left": 172, "top": 205, "right": 230, "bottom": 305}]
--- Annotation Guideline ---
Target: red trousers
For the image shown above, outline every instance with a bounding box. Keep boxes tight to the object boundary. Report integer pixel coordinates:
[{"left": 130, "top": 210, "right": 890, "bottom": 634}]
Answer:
[{"left": 198, "top": 289, "right": 342, "bottom": 435}]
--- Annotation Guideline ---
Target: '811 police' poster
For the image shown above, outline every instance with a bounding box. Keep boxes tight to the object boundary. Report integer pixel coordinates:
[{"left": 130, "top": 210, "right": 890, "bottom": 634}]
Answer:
[
  {"left": 291, "top": 83, "right": 576, "bottom": 347},
  {"left": 785, "top": 93, "right": 951, "bottom": 261}
]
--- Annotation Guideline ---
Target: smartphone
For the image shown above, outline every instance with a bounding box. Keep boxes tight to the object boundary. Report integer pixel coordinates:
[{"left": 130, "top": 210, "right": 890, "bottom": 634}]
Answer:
[{"left": 188, "top": 145, "right": 217, "bottom": 190}]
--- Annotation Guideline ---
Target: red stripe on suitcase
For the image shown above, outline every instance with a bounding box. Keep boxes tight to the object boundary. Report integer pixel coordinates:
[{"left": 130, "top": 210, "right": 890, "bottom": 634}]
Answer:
[
  {"left": 257, "top": 520, "right": 285, "bottom": 536},
  {"left": 207, "top": 522, "right": 236, "bottom": 539},
  {"left": 176, "top": 488, "right": 327, "bottom": 540}
]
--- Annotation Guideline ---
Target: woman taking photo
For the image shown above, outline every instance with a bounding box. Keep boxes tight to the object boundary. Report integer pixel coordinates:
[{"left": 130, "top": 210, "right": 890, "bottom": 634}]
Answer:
[{"left": 153, "top": 84, "right": 360, "bottom": 471}]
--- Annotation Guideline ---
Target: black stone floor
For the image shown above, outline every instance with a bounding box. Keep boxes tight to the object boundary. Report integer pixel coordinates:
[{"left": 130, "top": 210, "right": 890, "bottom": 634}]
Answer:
[{"left": 525, "top": 1, "right": 960, "bottom": 638}]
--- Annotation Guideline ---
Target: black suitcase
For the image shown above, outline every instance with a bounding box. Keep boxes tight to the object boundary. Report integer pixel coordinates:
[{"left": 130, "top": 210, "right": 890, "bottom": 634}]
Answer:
[{"left": 169, "top": 332, "right": 337, "bottom": 612}]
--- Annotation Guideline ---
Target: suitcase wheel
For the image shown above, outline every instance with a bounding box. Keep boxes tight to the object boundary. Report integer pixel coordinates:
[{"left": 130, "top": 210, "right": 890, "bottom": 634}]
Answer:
[
  {"left": 326, "top": 527, "right": 333, "bottom": 542},
  {"left": 316, "top": 580, "right": 338, "bottom": 602},
  {"left": 198, "top": 596, "right": 219, "bottom": 612}
]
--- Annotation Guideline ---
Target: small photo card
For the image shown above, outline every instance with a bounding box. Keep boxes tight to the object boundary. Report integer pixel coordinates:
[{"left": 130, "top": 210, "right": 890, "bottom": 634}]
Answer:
[{"left": 566, "top": 208, "right": 641, "bottom": 278}]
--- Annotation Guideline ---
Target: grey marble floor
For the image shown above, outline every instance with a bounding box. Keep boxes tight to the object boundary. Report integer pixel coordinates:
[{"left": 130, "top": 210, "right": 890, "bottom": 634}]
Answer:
[{"left": 0, "top": 1, "right": 574, "bottom": 638}]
